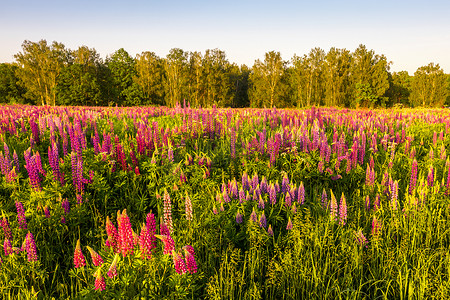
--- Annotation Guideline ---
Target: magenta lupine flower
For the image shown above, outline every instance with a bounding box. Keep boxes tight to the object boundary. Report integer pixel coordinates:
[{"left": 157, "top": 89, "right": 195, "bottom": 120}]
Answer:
[
  {"left": 172, "top": 250, "right": 187, "bottom": 274},
  {"left": 222, "top": 187, "right": 230, "bottom": 203},
  {"left": 329, "top": 190, "right": 338, "bottom": 222},
  {"left": 284, "top": 192, "right": 292, "bottom": 208},
  {"left": 267, "top": 224, "right": 274, "bottom": 236},
  {"left": 371, "top": 216, "right": 382, "bottom": 238},
  {"left": 286, "top": 217, "right": 293, "bottom": 230},
  {"left": 183, "top": 245, "right": 198, "bottom": 274},
  {"left": 118, "top": 210, "right": 134, "bottom": 257},
  {"left": 15, "top": 201, "right": 27, "bottom": 230},
  {"left": 259, "top": 211, "right": 267, "bottom": 228},
  {"left": 242, "top": 172, "right": 250, "bottom": 191},
  {"left": 257, "top": 195, "right": 265, "bottom": 210},
  {"left": 94, "top": 267, "right": 106, "bottom": 291},
  {"left": 163, "top": 190, "right": 173, "bottom": 234},
  {"left": 86, "top": 246, "right": 104, "bottom": 266},
  {"left": 62, "top": 199, "right": 70, "bottom": 215},
  {"left": 390, "top": 181, "right": 398, "bottom": 210},
  {"left": 236, "top": 211, "right": 243, "bottom": 224},
  {"left": 105, "top": 216, "right": 119, "bottom": 253},
  {"left": 427, "top": 165, "right": 434, "bottom": 188},
  {"left": 107, "top": 254, "right": 119, "bottom": 278},
  {"left": 269, "top": 183, "right": 276, "bottom": 205},
  {"left": 281, "top": 174, "right": 290, "bottom": 194},
  {"left": 185, "top": 192, "right": 193, "bottom": 222},
  {"left": 297, "top": 182, "right": 305, "bottom": 205},
  {"left": 1, "top": 216, "right": 12, "bottom": 240},
  {"left": 260, "top": 177, "right": 268, "bottom": 194},
  {"left": 74, "top": 239, "right": 86, "bottom": 268},
  {"left": 13, "top": 150, "right": 19, "bottom": 172},
  {"left": 251, "top": 173, "right": 259, "bottom": 190},
  {"left": 43, "top": 206, "right": 50, "bottom": 218},
  {"left": 139, "top": 223, "right": 154, "bottom": 259},
  {"left": 4, "top": 238, "right": 13, "bottom": 256},
  {"left": 145, "top": 212, "right": 157, "bottom": 249},
  {"left": 25, "top": 233, "right": 38, "bottom": 262},
  {"left": 156, "top": 234, "right": 175, "bottom": 255},
  {"left": 250, "top": 208, "right": 258, "bottom": 222},
  {"left": 239, "top": 188, "right": 245, "bottom": 204},
  {"left": 373, "top": 194, "right": 381, "bottom": 211},
  {"left": 321, "top": 188, "right": 327, "bottom": 209},
  {"left": 338, "top": 193, "right": 347, "bottom": 225},
  {"left": 230, "top": 127, "right": 236, "bottom": 159},
  {"left": 354, "top": 229, "right": 368, "bottom": 247}
]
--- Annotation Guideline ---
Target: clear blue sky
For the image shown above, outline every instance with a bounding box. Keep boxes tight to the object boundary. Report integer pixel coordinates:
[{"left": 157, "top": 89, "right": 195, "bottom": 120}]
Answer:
[{"left": 1, "top": 0, "right": 449, "bottom": 74}]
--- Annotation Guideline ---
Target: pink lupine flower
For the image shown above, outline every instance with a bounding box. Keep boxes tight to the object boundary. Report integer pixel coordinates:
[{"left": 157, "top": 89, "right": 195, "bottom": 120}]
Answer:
[
  {"left": 267, "top": 225, "right": 274, "bottom": 236},
  {"left": 74, "top": 239, "right": 86, "bottom": 268},
  {"left": 160, "top": 217, "right": 170, "bottom": 236},
  {"left": 427, "top": 165, "right": 434, "bottom": 187},
  {"left": 146, "top": 212, "right": 157, "bottom": 249},
  {"left": 269, "top": 183, "right": 277, "bottom": 205},
  {"left": 107, "top": 254, "right": 119, "bottom": 278},
  {"left": 286, "top": 217, "right": 293, "bottom": 230},
  {"left": 4, "top": 238, "right": 13, "bottom": 256},
  {"left": 25, "top": 232, "right": 38, "bottom": 262},
  {"left": 371, "top": 216, "right": 382, "bottom": 239},
  {"left": 94, "top": 267, "right": 106, "bottom": 291},
  {"left": 1, "top": 216, "right": 12, "bottom": 240},
  {"left": 329, "top": 190, "right": 338, "bottom": 222},
  {"left": 339, "top": 193, "right": 347, "bottom": 225},
  {"left": 172, "top": 250, "right": 187, "bottom": 274},
  {"left": 105, "top": 216, "right": 119, "bottom": 253},
  {"left": 139, "top": 223, "right": 154, "bottom": 259},
  {"left": 284, "top": 192, "right": 292, "bottom": 208},
  {"left": 155, "top": 234, "right": 175, "bottom": 255},
  {"left": 259, "top": 211, "right": 267, "bottom": 228},
  {"left": 185, "top": 192, "right": 193, "bottom": 222},
  {"left": 183, "top": 245, "right": 198, "bottom": 274},
  {"left": 86, "top": 246, "right": 104, "bottom": 266},
  {"left": 15, "top": 201, "right": 27, "bottom": 230},
  {"left": 117, "top": 210, "right": 134, "bottom": 257},
  {"left": 297, "top": 182, "right": 305, "bottom": 205}
]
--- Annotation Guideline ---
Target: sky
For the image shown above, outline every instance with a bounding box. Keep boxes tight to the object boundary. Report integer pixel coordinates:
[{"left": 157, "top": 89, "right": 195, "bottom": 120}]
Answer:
[{"left": 1, "top": 0, "right": 449, "bottom": 74}]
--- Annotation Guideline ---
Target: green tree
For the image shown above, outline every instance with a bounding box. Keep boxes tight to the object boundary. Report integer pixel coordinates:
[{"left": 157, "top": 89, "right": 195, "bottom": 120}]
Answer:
[
  {"left": 323, "top": 48, "right": 352, "bottom": 107},
  {"left": 133, "top": 51, "right": 165, "bottom": 105},
  {"left": 164, "top": 48, "right": 189, "bottom": 107},
  {"left": 187, "top": 51, "right": 204, "bottom": 107},
  {"left": 350, "top": 44, "right": 390, "bottom": 108},
  {"left": 228, "top": 63, "right": 250, "bottom": 108},
  {"left": 202, "top": 49, "right": 230, "bottom": 107},
  {"left": 14, "top": 39, "right": 69, "bottom": 105},
  {"left": 249, "top": 51, "right": 286, "bottom": 108},
  {"left": 410, "top": 63, "right": 448, "bottom": 107},
  {"left": 105, "top": 48, "right": 136, "bottom": 106},
  {"left": 0, "top": 63, "right": 25, "bottom": 103},
  {"left": 385, "top": 71, "right": 412, "bottom": 107}
]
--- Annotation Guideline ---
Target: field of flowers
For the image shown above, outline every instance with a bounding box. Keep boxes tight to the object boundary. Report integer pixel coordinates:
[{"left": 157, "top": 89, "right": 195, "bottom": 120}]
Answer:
[{"left": 0, "top": 104, "right": 450, "bottom": 299}]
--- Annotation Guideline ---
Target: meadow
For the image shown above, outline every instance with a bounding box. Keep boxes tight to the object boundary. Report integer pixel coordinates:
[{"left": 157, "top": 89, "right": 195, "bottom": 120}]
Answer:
[{"left": 0, "top": 104, "right": 449, "bottom": 299}]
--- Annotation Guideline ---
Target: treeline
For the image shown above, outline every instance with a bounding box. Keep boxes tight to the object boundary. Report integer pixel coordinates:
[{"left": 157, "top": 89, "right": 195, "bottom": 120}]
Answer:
[{"left": 0, "top": 39, "right": 449, "bottom": 108}]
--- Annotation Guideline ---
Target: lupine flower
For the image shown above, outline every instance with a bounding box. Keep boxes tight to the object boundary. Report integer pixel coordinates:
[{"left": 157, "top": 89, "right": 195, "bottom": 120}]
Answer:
[
  {"left": 354, "top": 229, "right": 368, "bottom": 247},
  {"left": 269, "top": 183, "right": 276, "bottom": 205},
  {"left": 250, "top": 208, "right": 258, "bottom": 222},
  {"left": 329, "top": 190, "right": 338, "bottom": 222},
  {"left": 15, "top": 201, "right": 27, "bottom": 230},
  {"left": 43, "top": 206, "right": 50, "bottom": 218},
  {"left": 163, "top": 190, "right": 174, "bottom": 234},
  {"left": 183, "top": 245, "right": 198, "bottom": 274},
  {"left": 1, "top": 216, "right": 12, "bottom": 240},
  {"left": 155, "top": 234, "right": 175, "bottom": 255},
  {"left": 259, "top": 211, "right": 267, "bottom": 228},
  {"left": 4, "top": 238, "right": 13, "bottom": 256},
  {"left": 427, "top": 165, "right": 434, "bottom": 188},
  {"left": 365, "top": 195, "right": 370, "bottom": 211},
  {"left": 74, "top": 239, "right": 86, "bottom": 268},
  {"left": 251, "top": 173, "right": 259, "bottom": 190},
  {"left": 146, "top": 212, "right": 157, "bottom": 249},
  {"left": 297, "top": 182, "right": 305, "bottom": 205},
  {"left": 94, "top": 267, "right": 106, "bottom": 291},
  {"left": 286, "top": 217, "right": 293, "bottom": 230},
  {"left": 172, "top": 250, "right": 187, "bottom": 274},
  {"left": 105, "top": 216, "right": 119, "bottom": 253},
  {"left": 107, "top": 254, "right": 119, "bottom": 278},
  {"left": 222, "top": 187, "right": 230, "bottom": 203},
  {"left": 118, "top": 210, "right": 134, "bottom": 257},
  {"left": 236, "top": 211, "right": 243, "bottom": 224},
  {"left": 239, "top": 188, "right": 246, "bottom": 204},
  {"left": 284, "top": 192, "right": 292, "bottom": 208},
  {"left": 185, "top": 192, "right": 193, "bottom": 222},
  {"left": 339, "top": 193, "right": 347, "bottom": 225},
  {"left": 62, "top": 199, "right": 70, "bottom": 215},
  {"left": 390, "top": 181, "right": 398, "bottom": 210},
  {"left": 257, "top": 195, "right": 265, "bottom": 210},
  {"left": 87, "top": 246, "right": 104, "bottom": 266},
  {"left": 321, "top": 188, "right": 327, "bottom": 209},
  {"left": 25, "top": 232, "right": 38, "bottom": 262},
  {"left": 281, "top": 174, "right": 290, "bottom": 194},
  {"left": 267, "top": 225, "right": 274, "bottom": 236},
  {"left": 139, "top": 223, "right": 154, "bottom": 259},
  {"left": 260, "top": 177, "right": 268, "bottom": 194},
  {"left": 371, "top": 215, "right": 382, "bottom": 239}
]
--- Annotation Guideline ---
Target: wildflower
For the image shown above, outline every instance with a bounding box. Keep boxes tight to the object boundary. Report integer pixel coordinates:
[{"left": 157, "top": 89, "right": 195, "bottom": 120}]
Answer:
[
  {"left": 284, "top": 192, "right": 292, "bottom": 208},
  {"left": 139, "top": 223, "right": 154, "bottom": 259},
  {"left": 259, "top": 211, "right": 267, "bottom": 228},
  {"left": 117, "top": 210, "right": 134, "bottom": 257},
  {"left": 74, "top": 239, "right": 86, "bottom": 268},
  {"left": 43, "top": 206, "right": 50, "bottom": 218},
  {"left": 185, "top": 192, "right": 193, "bottom": 222},
  {"left": 86, "top": 246, "right": 104, "bottom": 266},
  {"left": 267, "top": 225, "right": 274, "bottom": 236},
  {"left": 281, "top": 174, "right": 290, "bottom": 194},
  {"left": 269, "top": 184, "right": 276, "bottom": 205},
  {"left": 354, "top": 229, "right": 368, "bottom": 247},
  {"left": 390, "top": 181, "right": 398, "bottom": 210},
  {"left": 250, "top": 208, "right": 258, "bottom": 222},
  {"left": 183, "top": 245, "right": 198, "bottom": 274},
  {"left": 297, "top": 182, "right": 305, "bottom": 205},
  {"left": 257, "top": 195, "right": 265, "bottom": 210},
  {"left": 329, "top": 190, "right": 338, "bottom": 222},
  {"left": 427, "top": 165, "right": 434, "bottom": 187},
  {"left": 236, "top": 211, "right": 243, "bottom": 224},
  {"left": 155, "top": 234, "right": 175, "bottom": 255},
  {"left": 146, "top": 212, "right": 157, "bottom": 249},
  {"left": 172, "top": 250, "right": 187, "bottom": 274},
  {"left": 339, "top": 193, "right": 347, "bottom": 225},
  {"left": 373, "top": 194, "right": 381, "bottom": 211},
  {"left": 371, "top": 215, "right": 382, "bottom": 238},
  {"left": 163, "top": 190, "right": 174, "bottom": 234},
  {"left": 286, "top": 217, "right": 293, "bottom": 230},
  {"left": 1, "top": 215, "right": 12, "bottom": 240},
  {"left": 25, "top": 232, "right": 38, "bottom": 262},
  {"left": 239, "top": 188, "right": 246, "bottom": 204},
  {"left": 15, "top": 201, "right": 27, "bottom": 230},
  {"left": 4, "top": 238, "right": 13, "bottom": 256},
  {"left": 62, "top": 199, "right": 70, "bottom": 215},
  {"left": 107, "top": 254, "right": 119, "bottom": 278},
  {"left": 93, "top": 267, "right": 106, "bottom": 291},
  {"left": 105, "top": 216, "right": 119, "bottom": 253}
]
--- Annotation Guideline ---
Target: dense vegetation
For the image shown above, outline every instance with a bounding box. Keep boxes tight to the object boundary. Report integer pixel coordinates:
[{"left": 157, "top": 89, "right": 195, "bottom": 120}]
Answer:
[
  {"left": 1, "top": 39, "right": 449, "bottom": 108},
  {"left": 1, "top": 104, "right": 450, "bottom": 299}
]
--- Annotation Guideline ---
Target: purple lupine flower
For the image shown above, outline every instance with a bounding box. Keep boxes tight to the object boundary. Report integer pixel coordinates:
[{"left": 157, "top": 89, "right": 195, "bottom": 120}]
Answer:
[
  {"left": 163, "top": 190, "right": 173, "bottom": 234},
  {"left": 43, "top": 206, "right": 50, "bottom": 218},
  {"left": 15, "top": 201, "right": 27, "bottom": 230},
  {"left": 222, "top": 187, "right": 230, "bottom": 203},
  {"left": 242, "top": 171, "right": 250, "bottom": 191},
  {"left": 230, "top": 127, "right": 236, "bottom": 159},
  {"left": 62, "top": 199, "right": 70, "bottom": 215},
  {"left": 286, "top": 217, "right": 293, "bottom": 230},
  {"left": 284, "top": 192, "right": 292, "bottom": 208},
  {"left": 297, "top": 182, "right": 305, "bottom": 205},
  {"left": 321, "top": 188, "right": 327, "bottom": 209},
  {"left": 259, "top": 211, "right": 267, "bottom": 228},
  {"left": 251, "top": 173, "right": 259, "bottom": 190},
  {"left": 267, "top": 224, "right": 274, "bottom": 236},
  {"left": 269, "top": 183, "right": 276, "bottom": 205},
  {"left": 409, "top": 159, "right": 418, "bottom": 194},
  {"left": 239, "top": 188, "right": 245, "bottom": 204},
  {"left": 236, "top": 211, "right": 243, "bottom": 224},
  {"left": 260, "top": 177, "right": 268, "bottom": 194},
  {"left": 330, "top": 190, "right": 338, "bottom": 222},
  {"left": 257, "top": 195, "right": 265, "bottom": 210},
  {"left": 281, "top": 174, "right": 290, "bottom": 195},
  {"left": 230, "top": 179, "right": 239, "bottom": 199},
  {"left": 338, "top": 193, "right": 347, "bottom": 225},
  {"left": 250, "top": 208, "right": 258, "bottom": 222}
]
